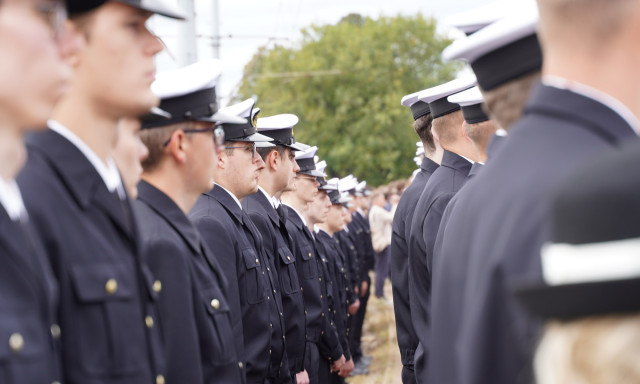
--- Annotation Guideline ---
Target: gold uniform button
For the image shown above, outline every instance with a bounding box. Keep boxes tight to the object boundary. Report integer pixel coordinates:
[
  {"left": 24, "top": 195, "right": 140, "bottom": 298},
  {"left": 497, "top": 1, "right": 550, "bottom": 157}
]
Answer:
[
  {"left": 287, "top": 256, "right": 291, "bottom": 261},
  {"left": 211, "top": 299, "right": 220, "bottom": 310},
  {"left": 105, "top": 278, "right": 118, "bottom": 295},
  {"left": 238, "top": 362, "right": 243, "bottom": 369},
  {"left": 321, "top": 312, "right": 325, "bottom": 317},
  {"left": 153, "top": 280, "right": 162, "bottom": 293},
  {"left": 255, "top": 258, "right": 259, "bottom": 265},
  {"left": 9, "top": 333, "right": 24, "bottom": 352},
  {"left": 145, "top": 316, "right": 154, "bottom": 328},
  {"left": 308, "top": 252, "right": 312, "bottom": 257},
  {"left": 50, "top": 324, "right": 61, "bottom": 339},
  {"left": 319, "top": 277, "right": 322, "bottom": 282},
  {"left": 52, "top": 381, "right": 61, "bottom": 384},
  {"left": 156, "top": 374, "right": 165, "bottom": 384}
]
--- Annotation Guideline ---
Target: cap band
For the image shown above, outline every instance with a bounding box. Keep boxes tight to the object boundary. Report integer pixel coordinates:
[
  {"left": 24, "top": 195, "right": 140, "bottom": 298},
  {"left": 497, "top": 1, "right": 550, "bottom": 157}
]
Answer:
[
  {"left": 260, "top": 128, "right": 297, "bottom": 147},
  {"left": 141, "top": 87, "right": 218, "bottom": 129},
  {"left": 429, "top": 98, "right": 461, "bottom": 119},
  {"left": 471, "top": 34, "right": 542, "bottom": 91},
  {"left": 221, "top": 124, "right": 258, "bottom": 141},
  {"left": 410, "top": 101, "right": 431, "bottom": 121},
  {"left": 462, "top": 104, "right": 489, "bottom": 124}
]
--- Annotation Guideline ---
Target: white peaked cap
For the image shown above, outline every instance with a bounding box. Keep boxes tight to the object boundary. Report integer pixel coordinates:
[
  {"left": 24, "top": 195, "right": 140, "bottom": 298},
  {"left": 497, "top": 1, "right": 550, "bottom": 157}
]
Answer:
[
  {"left": 417, "top": 75, "right": 477, "bottom": 104},
  {"left": 218, "top": 98, "right": 255, "bottom": 119},
  {"left": 338, "top": 177, "right": 358, "bottom": 193},
  {"left": 447, "top": 86, "right": 484, "bottom": 107},
  {"left": 444, "top": 0, "right": 523, "bottom": 35},
  {"left": 256, "top": 114, "right": 299, "bottom": 130},
  {"left": 401, "top": 90, "right": 422, "bottom": 107},
  {"left": 152, "top": 59, "right": 222, "bottom": 99},
  {"left": 295, "top": 145, "right": 318, "bottom": 160},
  {"left": 442, "top": 0, "right": 539, "bottom": 64},
  {"left": 315, "top": 160, "right": 327, "bottom": 174}
]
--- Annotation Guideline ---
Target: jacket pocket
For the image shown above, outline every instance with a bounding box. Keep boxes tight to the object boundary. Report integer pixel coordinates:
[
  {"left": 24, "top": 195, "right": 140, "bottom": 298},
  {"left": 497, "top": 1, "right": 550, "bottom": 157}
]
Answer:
[
  {"left": 69, "top": 261, "right": 146, "bottom": 376},
  {"left": 241, "top": 248, "right": 266, "bottom": 304},
  {"left": 278, "top": 246, "right": 300, "bottom": 295},
  {"left": 200, "top": 285, "right": 235, "bottom": 365},
  {"left": 299, "top": 245, "right": 318, "bottom": 280}
]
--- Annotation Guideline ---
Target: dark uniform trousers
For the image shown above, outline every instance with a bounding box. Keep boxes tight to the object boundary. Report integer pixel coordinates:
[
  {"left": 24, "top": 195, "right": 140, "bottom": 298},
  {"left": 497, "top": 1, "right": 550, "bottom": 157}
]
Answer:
[
  {"left": 18, "top": 129, "right": 165, "bottom": 384},
  {"left": 346, "top": 213, "right": 373, "bottom": 362},
  {"left": 390, "top": 157, "right": 439, "bottom": 384},
  {"left": 134, "top": 181, "right": 244, "bottom": 384},
  {"left": 453, "top": 84, "right": 638, "bottom": 384},
  {"left": 312, "top": 234, "right": 344, "bottom": 383},
  {"left": 316, "top": 230, "right": 354, "bottom": 384},
  {"left": 0, "top": 204, "right": 61, "bottom": 384},
  {"left": 243, "top": 192, "right": 305, "bottom": 382},
  {"left": 190, "top": 186, "right": 287, "bottom": 384},
  {"left": 334, "top": 229, "right": 361, "bottom": 360},
  {"left": 408, "top": 149, "right": 472, "bottom": 383},
  {"left": 282, "top": 204, "right": 333, "bottom": 384}
]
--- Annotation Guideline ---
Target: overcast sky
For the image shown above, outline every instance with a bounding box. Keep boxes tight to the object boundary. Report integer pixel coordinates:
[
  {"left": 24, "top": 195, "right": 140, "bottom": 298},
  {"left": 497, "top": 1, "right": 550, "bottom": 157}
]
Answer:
[{"left": 150, "top": 0, "right": 494, "bottom": 106}]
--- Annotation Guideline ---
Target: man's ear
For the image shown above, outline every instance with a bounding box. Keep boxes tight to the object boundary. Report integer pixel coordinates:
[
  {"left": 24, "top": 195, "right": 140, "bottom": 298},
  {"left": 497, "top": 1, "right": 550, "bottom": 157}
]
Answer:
[
  {"left": 267, "top": 149, "right": 279, "bottom": 170},
  {"left": 167, "top": 130, "right": 188, "bottom": 164}
]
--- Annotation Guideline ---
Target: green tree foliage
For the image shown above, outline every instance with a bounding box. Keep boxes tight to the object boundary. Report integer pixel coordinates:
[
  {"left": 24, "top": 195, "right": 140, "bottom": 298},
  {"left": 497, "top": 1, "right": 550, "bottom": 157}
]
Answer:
[{"left": 236, "top": 13, "right": 461, "bottom": 186}]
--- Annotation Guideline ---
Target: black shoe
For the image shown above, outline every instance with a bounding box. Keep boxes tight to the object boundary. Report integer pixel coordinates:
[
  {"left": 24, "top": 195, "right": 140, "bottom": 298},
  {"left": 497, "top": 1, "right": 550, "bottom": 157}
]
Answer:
[
  {"left": 350, "top": 361, "right": 369, "bottom": 376},
  {"left": 360, "top": 355, "right": 373, "bottom": 366}
]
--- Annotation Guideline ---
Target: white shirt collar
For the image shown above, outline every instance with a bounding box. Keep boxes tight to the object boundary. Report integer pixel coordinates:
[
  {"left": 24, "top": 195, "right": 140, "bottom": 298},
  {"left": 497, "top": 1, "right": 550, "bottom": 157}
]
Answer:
[
  {"left": 0, "top": 177, "right": 27, "bottom": 221},
  {"left": 542, "top": 76, "right": 640, "bottom": 135},
  {"left": 48, "top": 120, "right": 126, "bottom": 199},
  {"left": 282, "top": 202, "right": 307, "bottom": 227},
  {"left": 356, "top": 208, "right": 365, "bottom": 218},
  {"left": 258, "top": 186, "right": 278, "bottom": 210},
  {"left": 214, "top": 184, "right": 242, "bottom": 210},
  {"left": 459, "top": 154, "right": 475, "bottom": 164}
]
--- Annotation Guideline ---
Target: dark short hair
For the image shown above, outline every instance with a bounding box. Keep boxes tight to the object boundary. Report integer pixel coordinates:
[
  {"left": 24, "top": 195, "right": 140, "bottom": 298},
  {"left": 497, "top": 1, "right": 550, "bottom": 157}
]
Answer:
[{"left": 414, "top": 113, "right": 435, "bottom": 153}]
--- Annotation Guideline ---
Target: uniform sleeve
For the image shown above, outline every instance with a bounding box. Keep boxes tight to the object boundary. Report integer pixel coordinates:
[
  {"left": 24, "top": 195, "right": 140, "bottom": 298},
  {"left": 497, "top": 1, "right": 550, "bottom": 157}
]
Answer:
[
  {"left": 145, "top": 237, "right": 203, "bottom": 384},
  {"left": 423, "top": 193, "right": 455, "bottom": 276},
  {"left": 191, "top": 216, "right": 245, "bottom": 355}
]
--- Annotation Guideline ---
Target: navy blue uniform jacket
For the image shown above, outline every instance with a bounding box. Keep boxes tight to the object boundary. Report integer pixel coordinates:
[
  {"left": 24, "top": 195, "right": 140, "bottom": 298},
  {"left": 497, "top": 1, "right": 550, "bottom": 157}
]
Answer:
[
  {"left": 390, "top": 157, "right": 438, "bottom": 376},
  {"left": 243, "top": 192, "right": 306, "bottom": 375},
  {"left": 190, "top": 186, "right": 287, "bottom": 383},
  {"left": 18, "top": 129, "right": 164, "bottom": 384},
  {"left": 408, "top": 150, "right": 472, "bottom": 383},
  {"left": 453, "top": 84, "right": 637, "bottom": 384},
  {"left": 134, "top": 181, "right": 243, "bottom": 384},
  {"left": 428, "top": 161, "right": 484, "bottom": 384},
  {"left": 0, "top": 202, "right": 61, "bottom": 383}
]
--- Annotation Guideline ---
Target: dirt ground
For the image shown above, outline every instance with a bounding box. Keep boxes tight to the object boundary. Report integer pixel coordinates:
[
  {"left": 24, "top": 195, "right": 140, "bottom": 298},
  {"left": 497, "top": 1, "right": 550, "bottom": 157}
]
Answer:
[{"left": 347, "top": 277, "right": 403, "bottom": 384}]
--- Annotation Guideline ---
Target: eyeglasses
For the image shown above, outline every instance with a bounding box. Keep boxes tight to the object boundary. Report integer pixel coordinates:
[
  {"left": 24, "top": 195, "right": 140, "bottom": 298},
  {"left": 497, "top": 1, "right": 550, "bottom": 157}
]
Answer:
[
  {"left": 224, "top": 142, "right": 257, "bottom": 159},
  {"left": 162, "top": 126, "right": 225, "bottom": 148},
  {"left": 34, "top": 1, "right": 67, "bottom": 39},
  {"left": 295, "top": 174, "right": 317, "bottom": 183}
]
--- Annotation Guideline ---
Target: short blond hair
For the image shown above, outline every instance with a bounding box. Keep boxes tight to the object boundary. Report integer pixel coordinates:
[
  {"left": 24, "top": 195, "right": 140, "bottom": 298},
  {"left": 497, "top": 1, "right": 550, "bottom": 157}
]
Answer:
[
  {"left": 431, "top": 110, "right": 464, "bottom": 147},
  {"left": 535, "top": 314, "right": 640, "bottom": 384},
  {"left": 481, "top": 70, "right": 541, "bottom": 130}
]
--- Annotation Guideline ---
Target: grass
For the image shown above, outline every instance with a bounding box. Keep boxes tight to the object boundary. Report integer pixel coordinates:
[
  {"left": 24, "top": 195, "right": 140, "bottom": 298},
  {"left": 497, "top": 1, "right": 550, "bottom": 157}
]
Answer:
[{"left": 347, "top": 276, "right": 402, "bottom": 384}]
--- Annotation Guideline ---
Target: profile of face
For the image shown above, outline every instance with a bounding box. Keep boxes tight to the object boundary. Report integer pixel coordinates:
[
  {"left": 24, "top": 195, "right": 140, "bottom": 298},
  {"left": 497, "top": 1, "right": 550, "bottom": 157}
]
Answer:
[
  {"left": 113, "top": 117, "right": 148, "bottom": 199},
  {"left": 71, "top": 2, "right": 163, "bottom": 118},
  {"left": 307, "top": 191, "right": 330, "bottom": 225},
  {"left": 222, "top": 141, "right": 265, "bottom": 199},
  {"left": 186, "top": 122, "right": 219, "bottom": 194},
  {"left": 327, "top": 204, "right": 345, "bottom": 233},
  {"left": 342, "top": 206, "right": 352, "bottom": 224},
  {"left": 0, "top": 0, "right": 79, "bottom": 130},
  {"left": 282, "top": 148, "right": 300, "bottom": 190},
  {"left": 293, "top": 173, "right": 319, "bottom": 204}
]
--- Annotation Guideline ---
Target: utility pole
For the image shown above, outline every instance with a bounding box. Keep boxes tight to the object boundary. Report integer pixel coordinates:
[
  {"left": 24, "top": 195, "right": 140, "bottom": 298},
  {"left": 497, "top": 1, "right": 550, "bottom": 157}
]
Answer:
[
  {"left": 212, "top": 0, "right": 220, "bottom": 59},
  {"left": 177, "top": 0, "right": 198, "bottom": 66}
]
